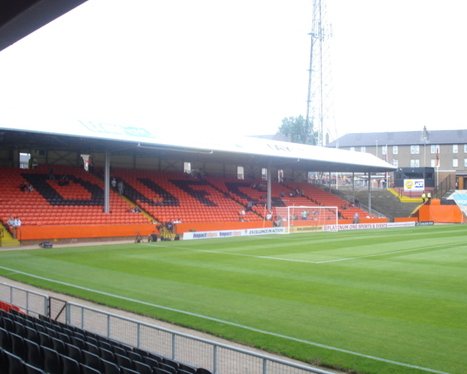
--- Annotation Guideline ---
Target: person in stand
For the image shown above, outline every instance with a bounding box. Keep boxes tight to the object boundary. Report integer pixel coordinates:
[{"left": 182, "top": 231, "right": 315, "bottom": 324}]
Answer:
[
  {"left": 353, "top": 212, "right": 360, "bottom": 224},
  {"left": 117, "top": 180, "right": 125, "bottom": 195},
  {"left": 266, "top": 210, "right": 272, "bottom": 221},
  {"left": 421, "top": 192, "right": 427, "bottom": 203},
  {"left": 239, "top": 209, "right": 246, "bottom": 222}
]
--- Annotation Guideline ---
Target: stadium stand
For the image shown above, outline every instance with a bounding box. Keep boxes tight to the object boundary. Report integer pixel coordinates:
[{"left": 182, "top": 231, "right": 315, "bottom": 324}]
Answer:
[
  {"left": 109, "top": 169, "right": 263, "bottom": 224},
  {"left": 0, "top": 166, "right": 150, "bottom": 226},
  {"left": 0, "top": 307, "right": 212, "bottom": 374},
  {"left": 0, "top": 165, "right": 375, "bottom": 242}
]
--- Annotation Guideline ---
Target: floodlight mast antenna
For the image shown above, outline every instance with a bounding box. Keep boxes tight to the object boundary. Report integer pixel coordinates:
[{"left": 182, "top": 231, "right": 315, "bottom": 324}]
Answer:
[{"left": 306, "top": 0, "right": 329, "bottom": 146}]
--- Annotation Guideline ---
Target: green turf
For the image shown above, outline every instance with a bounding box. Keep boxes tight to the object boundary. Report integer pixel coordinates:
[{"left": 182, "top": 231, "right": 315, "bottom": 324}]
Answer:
[{"left": 1, "top": 225, "right": 466, "bottom": 374}]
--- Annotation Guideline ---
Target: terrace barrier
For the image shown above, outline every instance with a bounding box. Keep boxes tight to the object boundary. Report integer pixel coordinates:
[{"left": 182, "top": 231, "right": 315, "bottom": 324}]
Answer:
[{"left": 0, "top": 282, "right": 333, "bottom": 374}]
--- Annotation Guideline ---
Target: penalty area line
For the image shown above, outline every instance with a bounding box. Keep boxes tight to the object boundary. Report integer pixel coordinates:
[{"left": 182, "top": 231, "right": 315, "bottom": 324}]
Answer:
[{"left": 0, "top": 265, "right": 448, "bottom": 374}]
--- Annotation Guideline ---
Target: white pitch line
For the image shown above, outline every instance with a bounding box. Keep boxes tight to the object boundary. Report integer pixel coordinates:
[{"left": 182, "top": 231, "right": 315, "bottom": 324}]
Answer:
[
  {"left": 146, "top": 243, "right": 424, "bottom": 265},
  {"left": 0, "top": 265, "right": 449, "bottom": 374}
]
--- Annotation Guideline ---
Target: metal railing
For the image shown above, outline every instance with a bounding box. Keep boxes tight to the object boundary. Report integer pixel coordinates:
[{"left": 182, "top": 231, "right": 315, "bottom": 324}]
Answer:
[{"left": 0, "top": 282, "right": 333, "bottom": 374}]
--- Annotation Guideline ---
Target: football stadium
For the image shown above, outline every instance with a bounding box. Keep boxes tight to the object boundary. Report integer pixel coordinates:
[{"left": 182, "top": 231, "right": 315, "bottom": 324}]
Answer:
[{"left": 1, "top": 2, "right": 467, "bottom": 374}]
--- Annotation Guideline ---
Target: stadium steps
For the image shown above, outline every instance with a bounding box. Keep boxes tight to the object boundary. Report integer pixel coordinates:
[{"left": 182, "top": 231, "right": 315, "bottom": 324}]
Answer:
[
  {"left": 0, "top": 224, "right": 20, "bottom": 247},
  {"left": 350, "top": 189, "right": 421, "bottom": 220}
]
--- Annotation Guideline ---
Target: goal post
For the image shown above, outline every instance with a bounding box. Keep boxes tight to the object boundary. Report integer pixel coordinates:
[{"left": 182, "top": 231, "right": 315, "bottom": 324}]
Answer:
[{"left": 273, "top": 205, "right": 338, "bottom": 233}]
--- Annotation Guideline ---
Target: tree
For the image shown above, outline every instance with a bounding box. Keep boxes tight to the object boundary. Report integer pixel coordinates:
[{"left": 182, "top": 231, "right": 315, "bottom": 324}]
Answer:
[{"left": 278, "top": 115, "right": 316, "bottom": 145}]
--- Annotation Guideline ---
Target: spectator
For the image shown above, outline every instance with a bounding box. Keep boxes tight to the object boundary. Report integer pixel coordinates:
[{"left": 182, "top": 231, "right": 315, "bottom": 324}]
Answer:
[
  {"left": 353, "top": 212, "right": 360, "bottom": 224},
  {"left": 117, "top": 180, "right": 125, "bottom": 195},
  {"left": 130, "top": 206, "right": 141, "bottom": 213},
  {"left": 58, "top": 175, "right": 69, "bottom": 186},
  {"left": 239, "top": 209, "right": 246, "bottom": 222},
  {"left": 111, "top": 177, "right": 117, "bottom": 189}
]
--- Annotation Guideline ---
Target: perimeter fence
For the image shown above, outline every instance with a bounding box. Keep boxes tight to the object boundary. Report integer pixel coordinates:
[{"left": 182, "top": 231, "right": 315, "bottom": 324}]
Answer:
[{"left": 0, "top": 282, "right": 333, "bottom": 374}]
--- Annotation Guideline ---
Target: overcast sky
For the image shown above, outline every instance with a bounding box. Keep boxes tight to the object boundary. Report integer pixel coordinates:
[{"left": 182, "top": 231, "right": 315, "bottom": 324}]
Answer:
[{"left": 0, "top": 0, "right": 466, "bottom": 142}]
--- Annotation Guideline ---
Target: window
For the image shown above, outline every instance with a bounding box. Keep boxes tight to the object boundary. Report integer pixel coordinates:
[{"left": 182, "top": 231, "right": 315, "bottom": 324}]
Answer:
[
  {"left": 452, "top": 159, "right": 458, "bottom": 168},
  {"left": 410, "top": 159, "right": 420, "bottom": 167},
  {"left": 237, "top": 166, "right": 244, "bottom": 180},
  {"left": 410, "top": 145, "right": 420, "bottom": 154},
  {"left": 430, "top": 159, "right": 437, "bottom": 167},
  {"left": 464, "top": 159, "right": 467, "bottom": 168},
  {"left": 360, "top": 146, "right": 366, "bottom": 152},
  {"left": 464, "top": 144, "right": 467, "bottom": 153},
  {"left": 431, "top": 144, "right": 439, "bottom": 154},
  {"left": 381, "top": 145, "right": 387, "bottom": 155},
  {"left": 392, "top": 159, "right": 398, "bottom": 168},
  {"left": 453, "top": 144, "right": 458, "bottom": 154},
  {"left": 392, "top": 145, "right": 398, "bottom": 155},
  {"left": 261, "top": 168, "right": 268, "bottom": 181}
]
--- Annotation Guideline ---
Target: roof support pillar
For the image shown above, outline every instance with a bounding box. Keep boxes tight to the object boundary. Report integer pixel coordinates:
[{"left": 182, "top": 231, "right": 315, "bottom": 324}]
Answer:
[
  {"left": 352, "top": 172, "right": 355, "bottom": 201},
  {"left": 367, "top": 171, "right": 372, "bottom": 215},
  {"left": 104, "top": 151, "right": 110, "bottom": 214},
  {"left": 267, "top": 166, "right": 272, "bottom": 211}
]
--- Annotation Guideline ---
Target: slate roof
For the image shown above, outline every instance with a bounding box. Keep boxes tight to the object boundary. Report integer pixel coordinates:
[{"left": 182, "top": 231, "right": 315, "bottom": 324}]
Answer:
[{"left": 328, "top": 129, "right": 467, "bottom": 148}]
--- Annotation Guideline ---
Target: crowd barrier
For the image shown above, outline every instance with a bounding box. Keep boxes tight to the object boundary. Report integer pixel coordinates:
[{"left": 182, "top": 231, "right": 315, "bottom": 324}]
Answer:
[{"left": 0, "top": 282, "right": 332, "bottom": 374}]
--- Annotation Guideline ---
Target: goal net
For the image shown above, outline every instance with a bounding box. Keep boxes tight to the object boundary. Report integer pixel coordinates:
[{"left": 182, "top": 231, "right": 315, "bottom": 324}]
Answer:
[{"left": 273, "top": 205, "right": 338, "bottom": 233}]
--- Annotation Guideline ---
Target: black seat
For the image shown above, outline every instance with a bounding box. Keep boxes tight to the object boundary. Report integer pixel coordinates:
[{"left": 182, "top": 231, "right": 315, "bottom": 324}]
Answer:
[
  {"left": 24, "top": 326, "right": 40, "bottom": 343},
  {"left": 10, "top": 331, "right": 27, "bottom": 360},
  {"left": 143, "top": 355, "right": 161, "bottom": 369},
  {"left": 114, "top": 351, "right": 133, "bottom": 369},
  {"left": 120, "top": 367, "right": 139, "bottom": 374},
  {"left": 154, "top": 368, "right": 172, "bottom": 374},
  {"left": 4, "top": 349, "right": 26, "bottom": 374},
  {"left": 179, "top": 370, "right": 195, "bottom": 374},
  {"left": 85, "top": 342, "right": 100, "bottom": 355},
  {"left": 0, "top": 327, "right": 12, "bottom": 351},
  {"left": 13, "top": 320, "right": 26, "bottom": 336},
  {"left": 51, "top": 336, "right": 67, "bottom": 355},
  {"left": 65, "top": 343, "right": 82, "bottom": 362},
  {"left": 38, "top": 331, "right": 53, "bottom": 348},
  {"left": 179, "top": 363, "right": 197, "bottom": 373},
  {"left": 60, "top": 353, "right": 80, "bottom": 374},
  {"left": 1, "top": 317, "right": 14, "bottom": 331},
  {"left": 25, "top": 338, "right": 43, "bottom": 369},
  {"left": 99, "top": 347, "right": 115, "bottom": 361},
  {"left": 133, "top": 360, "right": 153, "bottom": 374},
  {"left": 101, "top": 358, "right": 120, "bottom": 374},
  {"left": 41, "top": 346, "right": 61, "bottom": 374},
  {"left": 112, "top": 344, "right": 128, "bottom": 357},
  {"left": 0, "top": 348, "right": 7, "bottom": 370},
  {"left": 80, "top": 363, "right": 101, "bottom": 374},
  {"left": 70, "top": 335, "right": 86, "bottom": 349},
  {"left": 55, "top": 331, "right": 70, "bottom": 344},
  {"left": 82, "top": 350, "right": 104, "bottom": 372},
  {"left": 97, "top": 339, "right": 113, "bottom": 352},
  {"left": 195, "top": 368, "right": 212, "bottom": 374},
  {"left": 24, "top": 362, "right": 46, "bottom": 374},
  {"left": 160, "top": 360, "right": 178, "bottom": 374}
]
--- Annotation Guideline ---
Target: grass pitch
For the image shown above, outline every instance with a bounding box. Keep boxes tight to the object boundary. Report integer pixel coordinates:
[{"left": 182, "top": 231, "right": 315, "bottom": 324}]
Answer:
[{"left": 1, "top": 225, "right": 466, "bottom": 374}]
